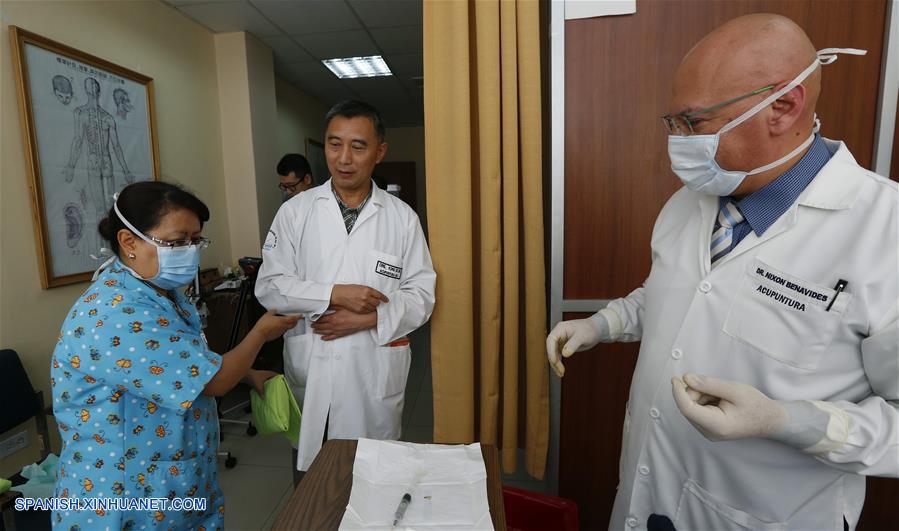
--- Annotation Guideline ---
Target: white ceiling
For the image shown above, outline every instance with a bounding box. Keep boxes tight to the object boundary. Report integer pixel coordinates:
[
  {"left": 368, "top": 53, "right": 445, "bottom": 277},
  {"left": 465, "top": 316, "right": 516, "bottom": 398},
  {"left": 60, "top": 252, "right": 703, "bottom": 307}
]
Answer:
[{"left": 165, "top": 0, "right": 424, "bottom": 126}]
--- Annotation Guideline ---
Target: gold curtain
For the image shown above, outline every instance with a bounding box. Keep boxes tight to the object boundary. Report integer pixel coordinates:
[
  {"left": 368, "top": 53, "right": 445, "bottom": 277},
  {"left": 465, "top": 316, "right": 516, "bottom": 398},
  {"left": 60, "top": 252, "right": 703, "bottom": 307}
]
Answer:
[{"left": 423, "top": 0, "right": 548, "bottom": 478}]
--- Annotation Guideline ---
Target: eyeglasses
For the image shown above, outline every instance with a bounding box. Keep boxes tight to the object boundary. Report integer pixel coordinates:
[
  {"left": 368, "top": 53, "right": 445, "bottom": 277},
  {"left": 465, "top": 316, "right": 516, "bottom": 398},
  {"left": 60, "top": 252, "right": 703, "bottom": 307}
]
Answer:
[
  {"left": 146, "top": 235, "right": 211, "bottom": 249},
  {"left": 278, "top": 180, "right": 303, "bottom": 193},
  {"left": 661, "top": 84, "right": 776, "bottom": 136}
]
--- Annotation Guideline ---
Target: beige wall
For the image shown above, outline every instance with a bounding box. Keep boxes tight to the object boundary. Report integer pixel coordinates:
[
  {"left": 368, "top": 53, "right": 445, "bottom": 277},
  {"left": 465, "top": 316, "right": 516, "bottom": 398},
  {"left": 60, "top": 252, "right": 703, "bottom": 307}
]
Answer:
[
  {"left": 214, "top": 31, "right": 286, "bottom": 250},
  {"left": 0, "top": 0, "right": 229, "bottom": 475},
  {"left": 214, "top": 31, "right": 264, "bottom": 258},
  {"left": 384, "top": 126, "right": 427, "bottom": 231},
  {"left": 246, "top": 34, "right": 281, "bottom": 245},
  {"left": 275, "top": 75, "right": 329, "bottom": 173}
]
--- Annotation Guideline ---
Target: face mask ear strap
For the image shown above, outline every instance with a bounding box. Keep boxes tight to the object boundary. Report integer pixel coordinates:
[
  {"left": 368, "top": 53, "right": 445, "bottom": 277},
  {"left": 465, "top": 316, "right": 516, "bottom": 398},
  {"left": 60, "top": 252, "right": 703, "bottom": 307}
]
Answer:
[
  {"left": 718, "top": 48, "right": 867, "bottom": 136},
  {"left": 90, "top": 247, "right": 117, "bottom": 281},
  {"left": 718, "top": 60, "right": 818, "bottom": 135},
  {"left": 113, "top": 199, "right": 154, "bottom": 246},
  {"left": 816, "top": 48, "right": 867, "bottom": 65}
]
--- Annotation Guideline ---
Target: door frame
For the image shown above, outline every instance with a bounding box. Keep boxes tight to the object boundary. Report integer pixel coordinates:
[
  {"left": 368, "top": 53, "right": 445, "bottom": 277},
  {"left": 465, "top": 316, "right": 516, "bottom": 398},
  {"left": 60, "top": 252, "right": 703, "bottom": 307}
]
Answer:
[{"left": 874, "top": 0, "right": 898, "bottom": 176}]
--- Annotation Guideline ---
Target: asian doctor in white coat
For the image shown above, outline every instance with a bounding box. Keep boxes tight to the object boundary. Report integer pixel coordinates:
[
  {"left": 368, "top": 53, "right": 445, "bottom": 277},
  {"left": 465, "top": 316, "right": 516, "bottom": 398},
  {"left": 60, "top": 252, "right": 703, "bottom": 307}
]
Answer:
[
  {"left": 256, "top": 100, "right": 436, "bottom": 477},
  {"left": 547, "top": 14, "right": 897, "bottom": 531}
]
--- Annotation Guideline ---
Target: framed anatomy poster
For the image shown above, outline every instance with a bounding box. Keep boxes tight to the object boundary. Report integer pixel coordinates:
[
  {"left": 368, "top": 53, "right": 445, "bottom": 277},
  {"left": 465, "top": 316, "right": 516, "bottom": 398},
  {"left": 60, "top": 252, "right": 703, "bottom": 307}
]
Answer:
[{"left": 10, "top": 26, "right": 159, "bottom": 288}]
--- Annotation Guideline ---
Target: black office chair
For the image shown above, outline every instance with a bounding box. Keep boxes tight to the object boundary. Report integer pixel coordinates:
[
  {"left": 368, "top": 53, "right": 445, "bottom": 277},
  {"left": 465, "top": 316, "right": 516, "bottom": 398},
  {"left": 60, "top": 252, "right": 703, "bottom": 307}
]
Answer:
[
  {"left": 208, "top": 258, "right": 267, "bottom": 469},
  {"left": 214, "top": 267, "right": 257, "bottom": 469},
  {"left": 0, "top": 349, "right": 53, "bottom": 531}
]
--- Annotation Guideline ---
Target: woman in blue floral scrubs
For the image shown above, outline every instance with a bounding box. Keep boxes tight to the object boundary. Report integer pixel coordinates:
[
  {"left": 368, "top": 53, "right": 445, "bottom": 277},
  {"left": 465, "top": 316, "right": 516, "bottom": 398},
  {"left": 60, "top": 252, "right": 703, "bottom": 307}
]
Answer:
[{"left": 51, "top": 182, "right": 299, "bottom": 531}]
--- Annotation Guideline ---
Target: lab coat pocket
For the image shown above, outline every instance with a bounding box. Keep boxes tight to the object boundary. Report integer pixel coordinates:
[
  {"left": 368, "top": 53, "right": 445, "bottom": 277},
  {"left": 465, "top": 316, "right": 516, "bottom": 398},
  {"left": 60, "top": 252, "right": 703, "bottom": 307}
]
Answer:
[
  {"left": 723, "top": 260, "right": 850, "bottom": 370},
  {"left": 377, "top": 344, "right": 412, "bottom": 399},
  {"left": 283, "top": 334, "right": 313, "bottom": 388},
  {"left": 369, "top": 250, "right": 403, "bottom": 294},
  {"left": 675, "top": 479, "right": 786, "bottom": 530}
]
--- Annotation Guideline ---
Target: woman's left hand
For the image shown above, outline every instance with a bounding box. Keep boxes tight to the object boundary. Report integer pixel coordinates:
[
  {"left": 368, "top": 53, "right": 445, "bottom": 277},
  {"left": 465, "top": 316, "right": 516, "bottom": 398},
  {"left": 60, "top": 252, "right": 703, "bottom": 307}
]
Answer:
[{"left": 245, "top": 369, "right": 279, "bottom": 397}]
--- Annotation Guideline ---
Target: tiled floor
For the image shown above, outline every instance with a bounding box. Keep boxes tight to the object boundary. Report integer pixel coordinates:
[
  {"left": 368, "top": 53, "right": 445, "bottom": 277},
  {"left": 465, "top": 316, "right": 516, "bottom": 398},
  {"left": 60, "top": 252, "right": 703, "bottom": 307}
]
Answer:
[
  {"left": 215, "top": 402, "right": 294, "bottom": 530},
  {"left": 217, "top": 322, "right": 547, "bottom": 529}
]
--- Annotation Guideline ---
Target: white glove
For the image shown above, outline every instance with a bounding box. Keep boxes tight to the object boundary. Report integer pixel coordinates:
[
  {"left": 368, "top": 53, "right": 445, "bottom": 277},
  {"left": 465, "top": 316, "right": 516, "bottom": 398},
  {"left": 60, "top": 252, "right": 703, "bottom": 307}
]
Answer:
[
  {"left": 671, "top": 373, "right": 789, "bottom": 441},
  {"left": 546, "top": 310, "right": 617, "bottom": 378}
]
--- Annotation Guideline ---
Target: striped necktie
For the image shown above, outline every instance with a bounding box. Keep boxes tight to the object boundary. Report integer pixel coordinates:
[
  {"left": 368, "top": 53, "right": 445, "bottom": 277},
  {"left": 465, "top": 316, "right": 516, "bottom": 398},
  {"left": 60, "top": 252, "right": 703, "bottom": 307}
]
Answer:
[{"left": 710, "top": 201, "right": 745, "bottom": 267}]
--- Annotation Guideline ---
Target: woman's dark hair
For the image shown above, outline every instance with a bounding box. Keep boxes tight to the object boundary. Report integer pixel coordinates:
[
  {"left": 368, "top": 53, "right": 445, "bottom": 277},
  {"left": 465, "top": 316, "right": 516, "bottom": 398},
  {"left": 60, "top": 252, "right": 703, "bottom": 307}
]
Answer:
[{"left": 98, "top": 181, "right": 209, "bottom": 255}]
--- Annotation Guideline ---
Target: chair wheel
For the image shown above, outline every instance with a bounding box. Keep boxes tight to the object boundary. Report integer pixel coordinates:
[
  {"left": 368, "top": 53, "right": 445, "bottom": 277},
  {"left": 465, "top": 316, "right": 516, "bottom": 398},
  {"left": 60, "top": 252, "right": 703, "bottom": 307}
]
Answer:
[
  {"left": 247, "top": 424, "right": 257, "bottom": 436},
  {"left": 225, "top": 455, "right": 237, "bottom": 468}
]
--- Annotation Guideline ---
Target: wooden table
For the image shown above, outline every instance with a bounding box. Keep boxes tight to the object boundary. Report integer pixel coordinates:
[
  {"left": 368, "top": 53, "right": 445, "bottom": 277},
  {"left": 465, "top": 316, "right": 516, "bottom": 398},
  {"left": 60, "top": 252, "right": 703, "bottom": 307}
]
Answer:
[{"left": 272, "top": 439, "right": 506, "bottom": 530}]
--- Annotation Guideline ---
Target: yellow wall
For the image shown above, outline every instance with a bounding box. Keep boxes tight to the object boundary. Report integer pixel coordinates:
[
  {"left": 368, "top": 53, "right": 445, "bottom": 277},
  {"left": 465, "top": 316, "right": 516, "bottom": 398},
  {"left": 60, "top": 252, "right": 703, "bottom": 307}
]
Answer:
[{"left": 0, "top": 0, "right": 229, "bottom": 475}]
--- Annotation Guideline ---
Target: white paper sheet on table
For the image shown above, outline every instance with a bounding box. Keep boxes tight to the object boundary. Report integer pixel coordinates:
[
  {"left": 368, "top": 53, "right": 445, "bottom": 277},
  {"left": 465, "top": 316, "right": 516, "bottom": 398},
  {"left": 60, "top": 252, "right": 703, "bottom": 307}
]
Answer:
[{"left": 338, "top": 439, "right": 494, "bottom": 530}]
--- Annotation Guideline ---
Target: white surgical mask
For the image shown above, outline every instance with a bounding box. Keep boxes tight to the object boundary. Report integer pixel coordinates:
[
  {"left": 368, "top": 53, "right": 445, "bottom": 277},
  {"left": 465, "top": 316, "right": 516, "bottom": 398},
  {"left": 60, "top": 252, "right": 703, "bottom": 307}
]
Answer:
[{"left": 668, "top": 48, "right": 866, "bottom": 196}]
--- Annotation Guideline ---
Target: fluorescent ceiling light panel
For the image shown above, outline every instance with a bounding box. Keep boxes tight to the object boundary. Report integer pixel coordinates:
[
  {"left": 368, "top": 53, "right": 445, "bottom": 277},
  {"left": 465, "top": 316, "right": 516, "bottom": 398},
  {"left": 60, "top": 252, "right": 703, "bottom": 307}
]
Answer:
[{"left": 322, "top": 55, "right": 392, "bottom": 79}]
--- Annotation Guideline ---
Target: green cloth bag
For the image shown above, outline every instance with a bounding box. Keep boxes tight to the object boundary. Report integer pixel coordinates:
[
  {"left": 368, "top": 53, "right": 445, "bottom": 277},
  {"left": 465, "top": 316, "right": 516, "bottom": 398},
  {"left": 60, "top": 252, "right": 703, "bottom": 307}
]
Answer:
[
  {"left": 250, "top": 374, "right": 301, "bottom": 443},
  {"left": 0, "top": 478, "right": 11, "bottom": 495}
]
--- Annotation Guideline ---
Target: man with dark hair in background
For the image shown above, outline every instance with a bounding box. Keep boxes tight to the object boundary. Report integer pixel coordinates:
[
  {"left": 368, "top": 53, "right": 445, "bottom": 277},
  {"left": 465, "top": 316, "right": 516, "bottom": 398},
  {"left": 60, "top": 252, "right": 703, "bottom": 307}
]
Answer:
[{"left": 277, "top": 153, "right": 314, "bottom": 201}]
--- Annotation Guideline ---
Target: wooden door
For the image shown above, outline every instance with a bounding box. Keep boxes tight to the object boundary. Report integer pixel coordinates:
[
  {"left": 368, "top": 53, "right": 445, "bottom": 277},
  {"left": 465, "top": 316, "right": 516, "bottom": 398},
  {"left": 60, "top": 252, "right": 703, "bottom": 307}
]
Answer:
[
  {"left": 375, "top": 160, "right": 418, "bottom": 212},
  {"left": 559, "top": 1, "right": 894, "bottom": 529}
]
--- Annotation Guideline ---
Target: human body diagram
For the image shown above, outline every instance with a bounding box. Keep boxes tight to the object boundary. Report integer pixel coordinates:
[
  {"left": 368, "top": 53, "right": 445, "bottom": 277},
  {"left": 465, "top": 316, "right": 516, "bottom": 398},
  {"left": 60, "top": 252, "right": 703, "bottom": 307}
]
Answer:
[{"left": 62, "top": 77, "right": 134, "bottom": 221}]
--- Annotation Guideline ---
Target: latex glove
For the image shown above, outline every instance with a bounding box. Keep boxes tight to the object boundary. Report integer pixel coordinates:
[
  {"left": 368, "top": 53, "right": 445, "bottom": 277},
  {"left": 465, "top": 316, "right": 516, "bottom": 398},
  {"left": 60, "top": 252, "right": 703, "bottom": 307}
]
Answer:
[
  {"left": 546, "top": 311, "right": 612, "bottom": 378},
  {"left": 671, "top": 373, "right": 788, "bottom": 441}
]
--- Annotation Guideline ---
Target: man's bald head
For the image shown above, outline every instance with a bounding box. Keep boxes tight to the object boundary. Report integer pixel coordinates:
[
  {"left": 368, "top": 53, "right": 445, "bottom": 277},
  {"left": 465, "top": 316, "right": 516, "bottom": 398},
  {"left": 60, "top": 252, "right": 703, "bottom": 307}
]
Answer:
[
  {"left": 672, "top": 14, "right": 820, "bottom": 123},
  {"left": 668, "top": 14, "right": 826, "bottom": 197}
]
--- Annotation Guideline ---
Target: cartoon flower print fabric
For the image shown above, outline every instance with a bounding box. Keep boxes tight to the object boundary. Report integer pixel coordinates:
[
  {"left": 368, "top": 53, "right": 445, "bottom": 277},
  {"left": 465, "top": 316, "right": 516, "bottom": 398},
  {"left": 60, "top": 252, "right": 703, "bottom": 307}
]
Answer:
[{"left": 51, "top": 261, "right": 224, "bottom": 530}]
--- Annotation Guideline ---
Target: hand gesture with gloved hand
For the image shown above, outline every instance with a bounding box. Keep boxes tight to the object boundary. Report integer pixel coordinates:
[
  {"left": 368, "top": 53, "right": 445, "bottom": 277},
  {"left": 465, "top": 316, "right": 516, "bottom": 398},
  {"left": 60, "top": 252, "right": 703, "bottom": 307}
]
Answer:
[
  {"left": 546, "top": 308, "right": 619, "bottom": 377},
  {"left": 671, "top": 373, "right": 789, "bottom": 440},
  {"left": 671, "top": 373, "right": 845, "bottom": 452}
]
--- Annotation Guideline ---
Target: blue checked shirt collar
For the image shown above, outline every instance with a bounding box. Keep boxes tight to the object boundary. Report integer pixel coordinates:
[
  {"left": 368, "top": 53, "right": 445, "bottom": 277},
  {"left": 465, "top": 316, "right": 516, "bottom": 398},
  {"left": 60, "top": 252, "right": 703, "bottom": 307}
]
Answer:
[{"left": 724, "top": 134, "right": 832, "bottom": 236}]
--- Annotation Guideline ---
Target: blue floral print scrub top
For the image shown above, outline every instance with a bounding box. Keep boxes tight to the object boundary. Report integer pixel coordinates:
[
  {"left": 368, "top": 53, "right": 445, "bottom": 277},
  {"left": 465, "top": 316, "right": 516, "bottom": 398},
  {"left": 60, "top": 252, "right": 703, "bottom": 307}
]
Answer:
[{"left": 51, "top": 261, "right": 224, "bottom": 531}]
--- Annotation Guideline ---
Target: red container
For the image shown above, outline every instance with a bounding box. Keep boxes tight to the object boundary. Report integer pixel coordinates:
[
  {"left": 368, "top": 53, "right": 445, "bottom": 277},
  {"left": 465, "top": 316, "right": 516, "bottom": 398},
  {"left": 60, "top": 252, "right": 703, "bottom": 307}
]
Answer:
[{"left": 502, "top": 485, "right": 579, "bottom": 531}]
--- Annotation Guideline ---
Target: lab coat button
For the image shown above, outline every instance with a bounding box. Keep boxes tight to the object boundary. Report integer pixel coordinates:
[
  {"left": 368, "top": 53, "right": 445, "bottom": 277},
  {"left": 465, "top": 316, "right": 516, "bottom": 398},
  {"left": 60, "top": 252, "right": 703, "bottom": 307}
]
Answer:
[
  {"left": 649, "top": 408, "right": 660, "bottom": 419},
  {"left": 671, "top": 348, "right": 683, "bottom": 360},
  {"left": 699, "top": 281, "right": 712, "bottom": 293},
  {"left": 627, "top": 517, "right": 638, "bottom": 527},
  {"left": 638, "top": 465, "right": 650, "bottom": 476}
]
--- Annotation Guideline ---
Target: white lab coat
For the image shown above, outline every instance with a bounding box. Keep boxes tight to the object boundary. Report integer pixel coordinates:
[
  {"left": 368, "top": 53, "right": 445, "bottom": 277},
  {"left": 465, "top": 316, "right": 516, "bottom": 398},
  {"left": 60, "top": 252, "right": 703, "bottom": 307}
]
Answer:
[
  {"left": 605, "top": 139, "right": 898, "bottom": 530},
  {"left": 255, "top": 180, "right": 436, "bottom": 471}
]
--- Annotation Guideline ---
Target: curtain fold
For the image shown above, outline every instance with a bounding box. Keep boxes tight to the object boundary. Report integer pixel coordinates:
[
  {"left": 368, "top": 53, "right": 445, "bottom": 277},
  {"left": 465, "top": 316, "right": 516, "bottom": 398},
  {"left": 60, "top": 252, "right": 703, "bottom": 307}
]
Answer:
[{"left": 424, "top": 0, "right": 548, "bottom": 478}]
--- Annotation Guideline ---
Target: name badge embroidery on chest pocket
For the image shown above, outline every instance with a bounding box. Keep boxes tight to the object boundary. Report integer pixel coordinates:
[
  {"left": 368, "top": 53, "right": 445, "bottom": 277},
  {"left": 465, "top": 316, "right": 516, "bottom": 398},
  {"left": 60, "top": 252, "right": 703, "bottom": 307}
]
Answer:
[
  {"left": 751, "top": 265, "right": 833, "bottom": 313},
  {"left": 375, "top": 260, "right": 402, "bottom": 280},
  {"left": 723, "top": 259, "right": 849, "bottom": 370}
]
